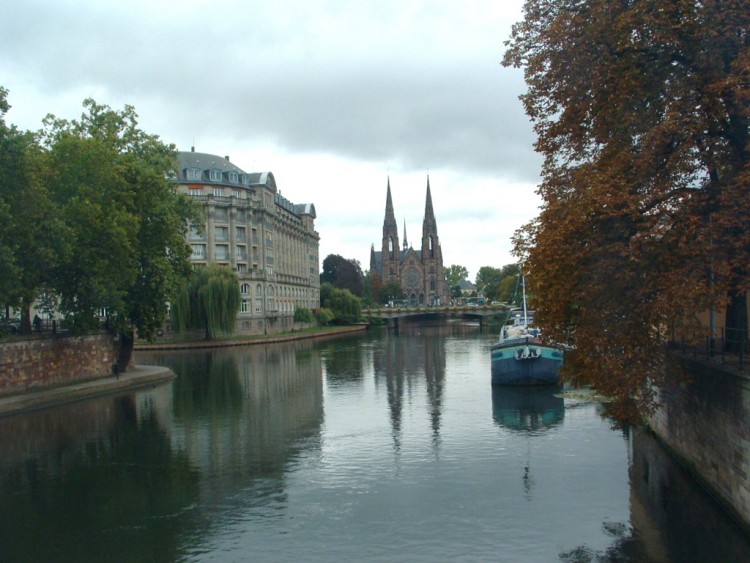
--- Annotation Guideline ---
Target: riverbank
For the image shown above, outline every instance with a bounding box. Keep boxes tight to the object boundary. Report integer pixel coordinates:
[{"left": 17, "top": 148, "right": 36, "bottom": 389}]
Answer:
[
  {"left": 135, "top": 324, "right": 368, "bottom": 351},
  {"left": 0, "top": 365, "right": 175, "bottom": 418}
]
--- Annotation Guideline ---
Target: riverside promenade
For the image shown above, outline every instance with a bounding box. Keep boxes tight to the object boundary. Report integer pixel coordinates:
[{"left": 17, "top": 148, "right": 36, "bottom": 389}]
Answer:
[{"left": 0, "top": 325, "right": 368, "bottom": 418}]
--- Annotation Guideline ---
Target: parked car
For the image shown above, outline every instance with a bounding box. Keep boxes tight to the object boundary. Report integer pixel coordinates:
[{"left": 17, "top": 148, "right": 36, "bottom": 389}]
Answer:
[{"left": 0, "top": 320, "right": 20, "bottom": 335}]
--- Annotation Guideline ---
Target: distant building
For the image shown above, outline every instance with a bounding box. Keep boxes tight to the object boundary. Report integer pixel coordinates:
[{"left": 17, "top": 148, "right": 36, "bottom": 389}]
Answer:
[
  {"left": 370, "top": 177, "right": 449, "bottom": 306},
  {"left": 457, "top": 278, "right": 476, "bottom": 296},
  {"left": 170, "top": 149, "right": 320, "bottom": 335}
]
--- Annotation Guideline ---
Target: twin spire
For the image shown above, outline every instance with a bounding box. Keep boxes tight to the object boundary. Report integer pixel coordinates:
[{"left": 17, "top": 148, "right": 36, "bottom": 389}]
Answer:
[{"left": 382, "top": 175, "right": 438, "bottom": 256}]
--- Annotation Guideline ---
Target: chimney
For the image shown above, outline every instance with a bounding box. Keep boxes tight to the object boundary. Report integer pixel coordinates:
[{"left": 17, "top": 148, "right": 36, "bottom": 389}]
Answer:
[{"left": 225, "top": 155, "right": 230, "bottom": 161}]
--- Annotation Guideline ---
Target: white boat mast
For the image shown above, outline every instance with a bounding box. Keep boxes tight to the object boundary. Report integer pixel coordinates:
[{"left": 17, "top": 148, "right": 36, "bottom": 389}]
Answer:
[{"left": 521, "top": 273, "right": 528, "bottom": 326}]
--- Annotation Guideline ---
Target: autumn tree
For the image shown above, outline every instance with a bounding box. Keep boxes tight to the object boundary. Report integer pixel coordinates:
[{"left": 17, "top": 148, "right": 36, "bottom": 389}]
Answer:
[{"left": 503, "top": 0, "right": 750, "bottom": 420}]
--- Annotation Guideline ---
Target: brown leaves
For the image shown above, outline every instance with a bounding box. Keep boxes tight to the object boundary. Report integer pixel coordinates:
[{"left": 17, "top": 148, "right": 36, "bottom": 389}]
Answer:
[{"left": 506, "top": 0, "right": 750, "bottom": 423}]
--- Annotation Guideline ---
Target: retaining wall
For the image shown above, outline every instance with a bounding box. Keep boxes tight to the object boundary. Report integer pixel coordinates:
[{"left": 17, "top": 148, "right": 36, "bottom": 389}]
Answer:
[
  {"left": 648, "top": 356, "right": 750, "bottom": 531},
  {"left": 0, "top": 333, "right": 118, "bottom": 396}
]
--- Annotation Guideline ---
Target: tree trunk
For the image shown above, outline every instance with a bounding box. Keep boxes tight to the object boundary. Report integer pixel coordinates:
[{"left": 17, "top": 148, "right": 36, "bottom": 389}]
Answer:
[
  {"left": 117, "top": 331, "right": 135, "bottom": 372},
  {"left": 725, "top": 292, "right": 748, "bottom": 353}
]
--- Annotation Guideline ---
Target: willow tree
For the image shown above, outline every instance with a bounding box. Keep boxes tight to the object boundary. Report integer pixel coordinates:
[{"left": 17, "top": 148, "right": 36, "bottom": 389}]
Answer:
[
  {"left": 503, "top": 1, "right": 750, "bottom": 421},
  {"left": 172, "top": 265, "right": 241, "bottom": 340}
]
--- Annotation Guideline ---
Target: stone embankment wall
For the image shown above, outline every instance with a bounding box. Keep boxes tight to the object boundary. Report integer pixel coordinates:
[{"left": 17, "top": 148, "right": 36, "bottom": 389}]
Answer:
[
  {"left": 0, "top": 333, "right": 118, "bottom": 396},
  {"left": 648, "top": 356, "right": 750, "bottom": 532}
]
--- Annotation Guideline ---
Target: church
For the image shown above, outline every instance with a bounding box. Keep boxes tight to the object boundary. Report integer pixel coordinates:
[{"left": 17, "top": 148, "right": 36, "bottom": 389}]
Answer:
[{"left": 370, "top": 177, "right": 449, "bottom": 306}]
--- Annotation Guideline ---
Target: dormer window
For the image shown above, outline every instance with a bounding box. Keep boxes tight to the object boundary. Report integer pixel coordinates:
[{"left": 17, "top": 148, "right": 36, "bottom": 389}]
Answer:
[
  {"left": 186, "top": 168, "right": 201, "bottom": 181},
  {"left": 241, "top": 174, "right": 249, "bottom": 185},
  {"left": 209, "top": 169, "right": 222, "bottom": 181},
  {"left": 228, "top": 171, "right": 239, "bottom": 183}
]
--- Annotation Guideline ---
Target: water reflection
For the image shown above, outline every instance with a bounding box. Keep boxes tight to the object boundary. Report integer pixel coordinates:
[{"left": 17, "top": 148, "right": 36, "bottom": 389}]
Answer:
[
  {"left": 0, "top": 391, "right": 201, "bottom": 563},
  {"left": 1, "top": 328, "right": 748, "bottom": 561},
  {"left": 372, "top": 321, "right": 447, "bottom": 453},
  {"left": 491, "top": 385, "right": 564, "bottom": 433}
]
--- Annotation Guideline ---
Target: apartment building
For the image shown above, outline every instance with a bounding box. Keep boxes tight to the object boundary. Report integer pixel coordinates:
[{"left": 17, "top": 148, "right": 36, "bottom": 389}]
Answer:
[{"left": 172, "top": 149, "right": 320, "bottom": 335}]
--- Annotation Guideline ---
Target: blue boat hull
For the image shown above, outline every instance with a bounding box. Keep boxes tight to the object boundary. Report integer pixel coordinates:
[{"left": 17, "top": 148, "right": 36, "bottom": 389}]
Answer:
[{"left": 490, "top": 338, "right": 563, "bottom": 386}]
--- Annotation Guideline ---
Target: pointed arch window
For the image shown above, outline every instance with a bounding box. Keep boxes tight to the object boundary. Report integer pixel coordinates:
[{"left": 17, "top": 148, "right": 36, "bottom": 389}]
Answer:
[
  {"left": 429, "top": 235, "right": 435, "bottom": 259},
  {"left": 389, "top": 237, "right": 395, "bottom": 259}
]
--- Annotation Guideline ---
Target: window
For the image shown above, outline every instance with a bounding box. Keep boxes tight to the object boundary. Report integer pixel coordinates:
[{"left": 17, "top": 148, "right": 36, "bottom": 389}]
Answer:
[
  {"left": 189, "top": 188, "right": 203, "bottom": 197},
  {"left": 232, "top": 189, "right": 241, "bottom": 198},
  {"left": 241, "top": 174, "right": 249, "bottom": 185},
  {"left": 215, "top": 244, "right": 229, "bottom": 260},
  {"left": 188, "top": 227, "right": 204, "bottom": 240},
  {"left": 236, "top": 245, "right": 247, "bottom": 260},
  {"left": 236, "top": 226, "right": 247, "bottom": 241},
  {"left": 256, "top": 284, "right": 262, "bottom": 296},
  {"left": 236, "top": 264, "right": 246, "bottom": 273},
  {"left": 215, "top": 226, "right": 229, "bottom": 241},
  {"left": 213, "top": 187, "right": 223, "bottom": 197},
  {"left": 240, "top": 300, "right": 248, "bottom": 313},
  {"left": 186, "top": 168, "right": 201, "bottom": 181},
  {"left": 241, "top": 283, "right": 250, "bottom": 295},
  {"left": 214, "top": 208, "right": 228, "bottom": 222},
  {"left": 209, "top": 169, "right": 222, "bottom": 181},
  {"left": 228, "top": 171, "right": 239, "bottom": 183},
  {"left": 191, "top": 244, "right": 206, "bottom": 259}
]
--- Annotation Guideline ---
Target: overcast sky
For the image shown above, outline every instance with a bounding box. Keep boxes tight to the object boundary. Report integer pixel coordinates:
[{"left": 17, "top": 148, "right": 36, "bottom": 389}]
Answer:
[{"left": 1, "top": 0, "right": 541, "bottom": 280}]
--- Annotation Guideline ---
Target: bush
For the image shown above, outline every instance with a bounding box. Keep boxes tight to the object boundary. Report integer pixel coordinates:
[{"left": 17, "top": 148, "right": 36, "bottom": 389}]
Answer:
[
  {"left": 294, "top": 307, "right": 314, "bottom": 323},
  {"left": 314, "top": 308, "right": 335, "bottom": 326}
]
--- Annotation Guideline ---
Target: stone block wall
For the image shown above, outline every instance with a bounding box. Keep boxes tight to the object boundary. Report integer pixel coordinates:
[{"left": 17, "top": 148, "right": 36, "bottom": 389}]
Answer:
[
  {"left": 648, "top": 357, "right": 750, "bottom": 531},
  {"left": 0, "top": 333, "right": 118, "bottom": 396}
]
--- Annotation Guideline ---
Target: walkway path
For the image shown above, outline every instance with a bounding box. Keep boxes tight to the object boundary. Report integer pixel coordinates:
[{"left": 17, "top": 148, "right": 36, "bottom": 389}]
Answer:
[{"left": 0, "top": 365, "right": 174, "bottom": 418}]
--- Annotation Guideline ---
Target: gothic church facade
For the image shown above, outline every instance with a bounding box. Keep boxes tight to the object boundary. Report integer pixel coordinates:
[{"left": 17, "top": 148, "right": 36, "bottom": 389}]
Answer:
[{"left": 370, "top": 178, "right": 449, "bottom": 306}]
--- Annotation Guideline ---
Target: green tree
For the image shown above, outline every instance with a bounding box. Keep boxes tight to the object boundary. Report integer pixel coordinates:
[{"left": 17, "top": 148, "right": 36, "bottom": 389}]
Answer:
[
  {"left": 0, "top": 88, "right": 65, "bottom": 333},
  {"left": 40, "top": 99, "right": 197, "bottom": 342},
  {"left": 503, "top": 0, "right": 750, "bottom": 421},
  {"left": 475, "top": 266, "right": 503, "bottom": 302},
  {"left": 320, "top": 282, "right": 362, "bottom": 323},
  {"left": 378, "top": 280, "right": 406, "bottom": 305},
  {"left": 320, "top": 254, "right": 364, "bottom": 296},
  {"left": 445, "top": 264, "right": 469, "bottom": 289},
  {"left": 171, "top": 264, "right": 241, "bottom": 340}
]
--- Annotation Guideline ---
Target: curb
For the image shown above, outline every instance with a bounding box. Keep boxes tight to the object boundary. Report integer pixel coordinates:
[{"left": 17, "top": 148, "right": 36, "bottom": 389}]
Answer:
[{"left": 0, "top": 365, "right": 175, "bottom": 418}]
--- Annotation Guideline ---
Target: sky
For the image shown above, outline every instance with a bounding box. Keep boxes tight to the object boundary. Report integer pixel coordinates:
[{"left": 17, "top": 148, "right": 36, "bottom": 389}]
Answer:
[{"left": 1, "top": 0, "right": 542, "bottom": 281}]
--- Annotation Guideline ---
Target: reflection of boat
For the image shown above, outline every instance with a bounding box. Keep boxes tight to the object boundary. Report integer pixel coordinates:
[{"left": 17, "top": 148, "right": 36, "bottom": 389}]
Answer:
[
  {"left": 491, "top": 386, "right": 564, "bottom": 432},
  {"left": 490, "top": 274, "right": 563, "bottom": 386}
]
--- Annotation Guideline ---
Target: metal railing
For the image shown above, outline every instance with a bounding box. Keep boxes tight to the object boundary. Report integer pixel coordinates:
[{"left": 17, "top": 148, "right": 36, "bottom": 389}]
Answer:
[{"left": 669, "top": 326, "right": 747, "bottom": 370}]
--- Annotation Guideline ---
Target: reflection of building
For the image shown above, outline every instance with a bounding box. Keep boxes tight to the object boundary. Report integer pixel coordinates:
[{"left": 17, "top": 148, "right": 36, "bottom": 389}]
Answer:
[
  {"left": 373, "top": 321, "right": 448, "bottom": 450},
  {"left": 171, "top": 149, "right": 320, "bottom": 335},
  {"left": 370, "top": 178, "right": 449, "bottom": 306}
]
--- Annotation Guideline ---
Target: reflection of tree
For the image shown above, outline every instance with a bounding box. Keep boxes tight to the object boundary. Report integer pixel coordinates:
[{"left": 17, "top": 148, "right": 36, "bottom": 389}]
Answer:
[
  {"left": 171, "top": 353, "right": 243, "bottom": 418},
  {"left": 0, "top": 398, "right": 202, "bottom": 562},
  {"left": 321, "top": 335, "right": 365, "bottom": 384}
]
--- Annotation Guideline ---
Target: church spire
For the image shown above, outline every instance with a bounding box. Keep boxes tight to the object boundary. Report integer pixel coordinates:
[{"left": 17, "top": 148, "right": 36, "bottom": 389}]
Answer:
[
  {"left": 403, "top": 218, "right": 408, "bottom": 249},
  {"left": 382, "top": 176, "right": 400, "bottom": 262},
  {"left": 422, "top": 175, "right": 437, "bottom": 237}
]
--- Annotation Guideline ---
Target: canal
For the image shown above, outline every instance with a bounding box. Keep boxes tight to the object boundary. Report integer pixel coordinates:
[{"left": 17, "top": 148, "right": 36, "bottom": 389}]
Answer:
[{"left": 1, "top": 321, "right": 749, "bottom": 561}]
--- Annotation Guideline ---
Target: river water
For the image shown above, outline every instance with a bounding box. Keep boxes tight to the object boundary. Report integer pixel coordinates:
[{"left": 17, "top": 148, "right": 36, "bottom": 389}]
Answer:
[{"left": 1, "top": 320, "right": 749, "bottom": 562}]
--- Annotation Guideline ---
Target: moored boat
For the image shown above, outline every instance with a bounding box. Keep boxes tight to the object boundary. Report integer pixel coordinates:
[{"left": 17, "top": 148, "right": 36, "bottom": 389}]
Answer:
[{"left": 490, "top": 274, "right": 564, "bottom": 386}]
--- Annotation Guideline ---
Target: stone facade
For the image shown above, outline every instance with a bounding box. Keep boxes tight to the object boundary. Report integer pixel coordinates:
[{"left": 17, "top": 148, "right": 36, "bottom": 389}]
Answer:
[
  {"left": 0, "top": 333, "right": 118, "bottom": 396},
  {"left": 648, "top": 357, "right": 750, "bottom": 531},
  {"left": 171, "top": 149, "right": 320, "bottom": 336},
  {"left": 370, "top": 177, "right": 449, "bottom": 306}
]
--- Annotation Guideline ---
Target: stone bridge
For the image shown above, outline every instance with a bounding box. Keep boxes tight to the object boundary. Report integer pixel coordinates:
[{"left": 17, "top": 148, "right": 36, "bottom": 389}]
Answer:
[{"left": 362, "top": 305, "right": 509, "bottom": 328}]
